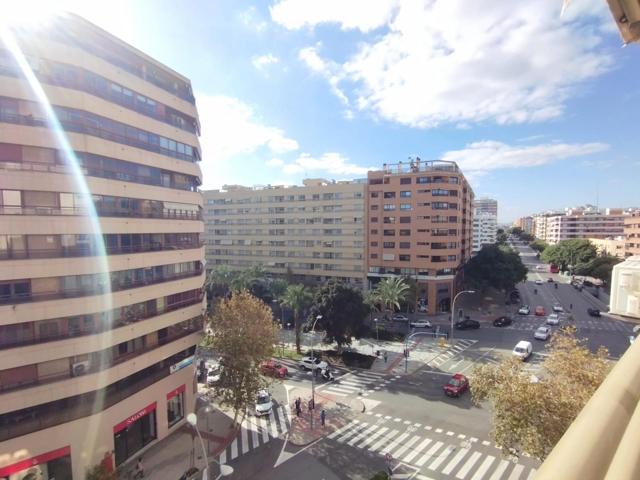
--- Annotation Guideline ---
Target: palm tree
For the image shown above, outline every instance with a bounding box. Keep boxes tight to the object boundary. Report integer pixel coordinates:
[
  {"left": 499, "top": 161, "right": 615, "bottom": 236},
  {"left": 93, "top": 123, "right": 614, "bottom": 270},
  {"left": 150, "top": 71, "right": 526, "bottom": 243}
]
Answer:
[
  {"left": 363, "top": 290, "right": 381, "bottom": 323},
  {"left": 374, "top": 277, "right": 409, "bottom": 317},
  {"left": 279, "top": 284, "right": 312, "bottom": 354}
]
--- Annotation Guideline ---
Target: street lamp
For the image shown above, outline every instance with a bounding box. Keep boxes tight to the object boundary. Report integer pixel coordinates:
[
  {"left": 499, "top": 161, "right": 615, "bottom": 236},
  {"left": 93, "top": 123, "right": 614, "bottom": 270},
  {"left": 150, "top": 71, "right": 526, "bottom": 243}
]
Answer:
[
  {"left": 373, "top": 318, "right": 379, "bottom": 343},
  {"left": 310, "top": 314, "right": 322, "bottom": 429},
  {"left": 450, "top": 290, "right": 476, "bottom": 341},
  {"left": 186, "top": 413, "right": 233, "bottom": 479}
]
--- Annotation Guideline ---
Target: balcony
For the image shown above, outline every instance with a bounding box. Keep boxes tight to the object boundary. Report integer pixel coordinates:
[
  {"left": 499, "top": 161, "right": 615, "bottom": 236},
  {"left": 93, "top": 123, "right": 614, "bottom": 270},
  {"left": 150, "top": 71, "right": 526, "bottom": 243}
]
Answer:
[{"left": 0, "top": 204, "right": 201, "bottom": 221}]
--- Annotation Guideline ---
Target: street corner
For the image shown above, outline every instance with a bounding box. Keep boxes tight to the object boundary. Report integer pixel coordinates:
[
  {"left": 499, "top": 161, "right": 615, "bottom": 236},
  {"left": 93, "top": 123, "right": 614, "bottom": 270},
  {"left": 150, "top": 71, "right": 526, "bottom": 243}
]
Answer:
[{"left": 288, "top": 392, "right": 357, "bottom": 446}]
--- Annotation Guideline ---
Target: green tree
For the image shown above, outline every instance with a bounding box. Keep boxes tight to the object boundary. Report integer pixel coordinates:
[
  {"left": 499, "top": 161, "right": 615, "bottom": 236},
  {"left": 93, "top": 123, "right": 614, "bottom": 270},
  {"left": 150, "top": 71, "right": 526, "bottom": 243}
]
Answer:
[
  {"left": 519, "top": 232, "right": 534, "bottom": 242},
  {"left": 309, "top": 280, "right": 368, "bottom": 349},
  {"left": 470, "top": 328, "right": 610, "bottom": 460},
  {"left": 509, "top": 227, "right": 523, "bottom": 236},
  {"left": 529, "top": 239, "right": 548, "bottom": 253},
  {"left": 575, "top": 254, "right": 621, "bottom": 287},
  {"left": 230, "top": 264, "right": 266, "bottom": 292},
  {"left": 399, "top": 276, "right": 419, "bottom": 313},
  {"left": 207, "top": 291, "right": 278, "bottom": 425},
  {"left": 205, "top": 265, "right": 237, "bottom": 295},
  {"left": 496, "top": 232, "right": 508, "bottom": 245},
  {"left": 279, "top": 284, "right": 312, "bottom": 354},
  {"left": 268, "top": 278, "right": 289, "bottom": 300},
  {"left": 363, "top": 289, "right": 381, "bottom": 322},
  {"left": 374, "top": 277, "right": 410, "bottom": 314},
  {"left": 464, "top": 244, "right": 527, "bottom": 292},
  {"left": 540, "top": 239, "right": 597, "bottom": 272}
]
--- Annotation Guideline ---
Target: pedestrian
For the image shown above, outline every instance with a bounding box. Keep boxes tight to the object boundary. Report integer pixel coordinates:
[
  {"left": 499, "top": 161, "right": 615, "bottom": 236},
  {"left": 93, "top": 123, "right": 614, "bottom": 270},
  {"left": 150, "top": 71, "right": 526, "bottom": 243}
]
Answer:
[
  {"left": 134, "top": 457, "right": 144, "bottom": 479},
  {"left": 570, "top": 303, "right": 573, "bottom": 310},
  {"left": 295, "top": 397, "right": 301, "bottom": 417},
  {"left": 320, "top": 409, "right": 326, "bottom": 427},
  {"left": 308, "top": 398, "right": 314, "bottom": 411},
  {"left": 383, "top": 351, "right": 388, "bottom": 364}
]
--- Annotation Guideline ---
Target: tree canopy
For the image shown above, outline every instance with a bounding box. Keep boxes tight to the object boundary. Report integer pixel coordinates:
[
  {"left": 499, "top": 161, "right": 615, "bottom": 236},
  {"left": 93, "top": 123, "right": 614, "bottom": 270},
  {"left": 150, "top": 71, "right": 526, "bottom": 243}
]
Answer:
[
  {"left": 540, "top": 239, "right": 597, "bottom": 271},
  {"left": 575, "top": 254, "right": 622, "bottom": 286},
  {"left": 206, "top": 291, "right": 278, "bottom": 424},
  {"left": 509, "top": 227, "right": 523, "bottom": 236},
  {"left": 529, "top": 239, "right": 548, "bottom": 253},
  {"left": 519, "top": 232, "right": 534, "bottom": 242},
  {"left": 374, "top": 277, "right": 410, "bottom": 313},
  {"left": 464, "top": 244, "right": 527, "bottom": 292},
  {"left": 470, "top": 328, "right": 610, "bottom": 460},
  {"left": 308, "top": 280, "right": 368, "bottom": 349},
  {"left": 279, "top": 284, "right": 313, "bottom": 353}
]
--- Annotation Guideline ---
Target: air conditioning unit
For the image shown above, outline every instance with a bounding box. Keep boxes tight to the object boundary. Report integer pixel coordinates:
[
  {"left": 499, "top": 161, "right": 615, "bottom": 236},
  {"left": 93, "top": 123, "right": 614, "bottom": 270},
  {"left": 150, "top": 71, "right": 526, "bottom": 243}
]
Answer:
[{"left": 72, "top": 360, "right": 90, "bottom": 377}]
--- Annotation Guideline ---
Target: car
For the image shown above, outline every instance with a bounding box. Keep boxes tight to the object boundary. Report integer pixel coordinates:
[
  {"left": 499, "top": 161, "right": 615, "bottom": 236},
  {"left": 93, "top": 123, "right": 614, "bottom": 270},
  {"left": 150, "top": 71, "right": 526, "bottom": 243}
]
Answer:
[
  {"left": 254, "top": 390, "right": 273, "bottom": 416},
  {"left": 587, "top": 308, "right": 601, "bottom": 317},
  {"left": 418, "top": 304, "right": 428, "bottom": 313},
  {"left": 534, "top": 306, "right": 546, "bottom": 316},
  {"left": 392, "top": 314, "right": 409, "bottom": 322},
  {"left": 260, "top": 360, "right": 288, "bottom": 378},
  {"left": 299, "top": 356, "right": 328, "bottom": 371},
  {"left": 518, "top": 305, "right": 530, "bottom": 315},
  {"left": 535, "top": 279, "right": 543, "bottom": 285},
  {"left": 443, "top": 373, "right": 469, "bottom": 397},
  {"left": 546, "top": 313, "right": 560, "bottom": 325},
  {"left": 534, "top": 326, "right": 551, "bottom": 340},
  {"left": 513, "top": 340, "right": 533, "bottom": 360},
  {"left": 552, "top": 304, "right": 564, "bottom": 313},
  {"left": 493, "top": 316, "right": 513, "bottom": 327},
  {"left": 547, "top": 277, "right": 554, "bottom": 283},
  {"left": 206, "top": 364, "right": 222, "bottom": 386},
  {"left": 410, "top": 320, "right": 432, "bottom": 328},
  {"left": 536, "top": 265, "right": 543, "bottom": 270},
  {"left": 455, "top": 318, "right": 480, "bottom": 330}
]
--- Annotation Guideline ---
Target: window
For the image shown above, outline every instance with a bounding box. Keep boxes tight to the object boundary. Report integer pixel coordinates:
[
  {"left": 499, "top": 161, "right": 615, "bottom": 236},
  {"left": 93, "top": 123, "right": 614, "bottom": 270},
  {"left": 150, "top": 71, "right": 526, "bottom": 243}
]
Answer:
[
  {"left": 167, "top": 387, "right": 185, "bottom": 427},
  {"left": 400, "top": 191, "right": 411, "bottom": 198},
  {"left": 383, "top": 192, "right": 396, "bottom": 199},
  {"left": 371, "top": 229, "right": 378, "bottom": 235},
  {"left": 399, "top": 242, "right": 410, "bottom": 249},
  {"left": 370, "top": 242, "right": 378, "bottom": 247},
  {"left": 399, "top": 255, "right": 410, "bottom": 262},
  {"left": 416, "top": 176, "right": 431, "bottom": 184},
  {"left": 400, "top": 177, "right": 412, "bottom": 184},
  {"left": 383, "top": 229, "right": 395, "bottom": 236},
  {"left": 432, "top": 189, "right": 449, "bottom": 196},
  {"left": 383, "top": 217, "right": 395, "bottom": 224},
  {"left": 371, "top": 217, "right": 378, "bottom": 223},
  {"left": 383, "top": 204, "right": 396, "bottom": 211},
  {"left": 400, "top": 204, "right": 412, "bottom": 211},
  {"left": 400, "top": 217, "right": 411, "bottom": 224},
  {"left": 370, "top": 192, "right": 379, "bottom": 198},
  {"left": 371, "top": 205, "right": 379, "bottom": 211},
  {"left": 399, "top": 229, "right": 411, "bottom": 236},
  {"left": 370, "top": 254, "right": 378, "bottom": 259},
  {"left": 369, "top": 178, "right": 383, "bottom": 185},
  {"left": 432, "top": 202, "right": 449, "bottom": 209},
  {"left": 383, "top": 242, "right": 395, "bottom": 248},
  {"left": 448, "top": 255, "right": 457, "bottom": 261},
  {"left": 449, "top": 177, "right": 459, "bottom": 184}
]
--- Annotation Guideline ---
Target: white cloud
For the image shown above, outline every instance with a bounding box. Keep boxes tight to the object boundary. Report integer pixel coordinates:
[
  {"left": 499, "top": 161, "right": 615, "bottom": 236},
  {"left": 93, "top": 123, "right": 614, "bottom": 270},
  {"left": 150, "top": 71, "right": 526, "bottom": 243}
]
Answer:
[
  {"left": 277, "top": 152, "right": 373, "bottom": 176},
  {"left": 283, "top": 0, "right": 613, "bottom": 128},
  {"left": 270, "top": 0, "right": 398, "bottom": 32},
  {"left": 441, "top": 140, "right": 609, "bottom": 174},
  {"left": 266, "top": 158, "right": 285, "bottom": 167},
  {"left": 252, "top": 53, "right": 280, "bottom": 71}
]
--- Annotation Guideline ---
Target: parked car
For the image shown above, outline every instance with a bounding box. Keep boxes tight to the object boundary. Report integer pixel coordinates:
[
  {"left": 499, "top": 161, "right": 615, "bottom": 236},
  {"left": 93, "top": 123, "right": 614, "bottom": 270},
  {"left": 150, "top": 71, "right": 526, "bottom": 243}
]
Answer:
[
  {"left": 547, "top": 277, "right": 554, "bottom": 283},
  {"left": 410, "top": 320, "right": 432, "bottom": 328},
  {"left": 535, "top": 279, "right": 543, "bottom": 285},
  {"left": 254, "top": 390, "right": 273, "bottom": 416},
  {"left": 534, "top": 326, "right": 551, "bottom": 341},
  {"left": 493, "top": 316, "right": 513, "bottom": 327},
  {"left": 534, "top": 306, "right": 546, "bottom": 316},
  {"left": 260, "top": 360, "right": 288, "bottom": 378},
  {"left": 206, "top": 364, "right": 222, "bottom": 386},
  {"left": 546, "top": 313, "right": 560, "bottom": 326},
  {"left": 552, "top": 304, "right": 564, "bottom": 313},
  {"left": 299, "top": 356, "right": 328, "bottom": 371},
  {"left": 443, "top": 373, "right": 469, "bottom": 397},
  {"left": 536, "top": 265, "right": 543, "bottom": 270},
  {"left": 392, "top": 314, "right": 409, "bottom": 322},
  {"left": 513, "top": 340, "right": 533, "bottom": 360},
  {"left": 587, "top": 308, "right": 601, "bottom": 317},
  {"left": 455, "top": 318, "right": 480, "bottom": 330},
  {"left": 518, "top": 305, "right": 531, "bottom": 315}
]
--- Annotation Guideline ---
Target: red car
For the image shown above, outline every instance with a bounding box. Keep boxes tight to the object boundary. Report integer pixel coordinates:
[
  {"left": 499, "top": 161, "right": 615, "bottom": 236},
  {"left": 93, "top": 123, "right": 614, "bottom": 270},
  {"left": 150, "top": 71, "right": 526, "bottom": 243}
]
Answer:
[
  {"left": 535, "top": 306, "right": 546, "bottom": 316},
  {"left": 260, "top": 360, "right": 288, "bottom": 378},
  {"left": 443, "top": 373, "right": 469, "bottom": 397}
]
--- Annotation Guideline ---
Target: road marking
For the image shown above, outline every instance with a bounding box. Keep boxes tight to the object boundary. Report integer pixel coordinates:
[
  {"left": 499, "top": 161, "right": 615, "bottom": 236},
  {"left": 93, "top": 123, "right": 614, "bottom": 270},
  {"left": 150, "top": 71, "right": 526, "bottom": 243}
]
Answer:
[
  {"left": 348, "top": 424, "right": 377, "bottom": 446},
  {"left": 277, "top": 407, "right": 288, "bottom": 434},
  {"left": 259, "top": 416, "right": 270, "bottom": 443},
  {"left": 413, "top": 423, "right": 422, "bottom": 427},
  {"left": 469, "top": 437, "right": 478, "bottom": 443},
  {"left": 470, "top": 455, "right": 495, "bottom": 480},
  {"left": 508, "top": 464, "right": 525, "bottom": 480},
  {"left": 250, "top": 422, "right": 259, "bottom": 448},
  {"left": 381, "top": 432, "right": 410, "bottom": 455},
  {"left": 482, "top": 440, "right": 491, "bottom": 446},
  {"left": 327, "top": 421, "right": 358, "bottom": 440},
  {"left": 392, "top": 434, "right": 421, "bottom": 458},
  {"left": 435, "top": 428, "right": 443, "bottom": 433},
  {"left": 324, "top": 386, "right": 353, "bottom": 394},
  {"left": 404, "top": 420, "right": 412, "bottom": 425},
  {"left": 219, "top": 449, "right": 226, "bottom": 465},
  {"left": 456, "top": 451, "right": 482, "bottom": 479},
  {"left": 230, "top": 437, "right": 238, "bottom": 460},
  {"left": 358, "top": 427, "right": 388, "bottom": 449},
  {"left": 425, "top": 425, "right": 433, "bottom": 430},
  {"left": 241, "top": 424, "right": 249, "bottom": 454},
  {"left": 416, "top": 441, "right": 443, "bottom": 467},
  {"left": 457, "top": 434, "right": 466, "bottom": 439},
  {"left": 488, "top": 460, "right": 510, "bottom": 480},
  {"left": 427, "top": 443, "right": 451, "bottom": 470},
  {"left": 442, "top": 447, "right": 470, "bottom": 475},
  {"left": 385, "top": 416, "right": 392, "bottom": 419},
  {"left": 375, "top": 413, "right": 383, "bottom": 417},
  {"left": 526, "top": 468, "right": 536, "bottom": 480},
  {"left": 371, "top": 429, "right": 400, "bottom": 452},
  {"left": 394, "top": 418, "right": 402, "bottom": 422},
  {"left": 337, "top": 422, "right": 367, "bottom": 442},
  {"left": 404, "top": 438, "right": 432, "bottom": 463},
  {"left": 446, "top": 431, "right": 454, "bottom": 436},
  {"left": 460, "top": 348, "right": 496, "bottom": 374}
]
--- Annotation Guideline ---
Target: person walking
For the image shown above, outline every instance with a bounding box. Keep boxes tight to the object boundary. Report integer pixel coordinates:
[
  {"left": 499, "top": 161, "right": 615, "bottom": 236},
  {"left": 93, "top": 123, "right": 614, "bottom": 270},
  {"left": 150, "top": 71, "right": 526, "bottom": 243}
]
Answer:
[
  {"left": 134, "top": 457, "right": 144, "bottom": 479},
  {"left": 320, "top": 409, "right": 326, "bottom": 427},
  {"left": 570, "top": 303, "right": 573, "bottom": 310},
  {"left": 383, "top": 351, "right": 388, "bottom": 364}
]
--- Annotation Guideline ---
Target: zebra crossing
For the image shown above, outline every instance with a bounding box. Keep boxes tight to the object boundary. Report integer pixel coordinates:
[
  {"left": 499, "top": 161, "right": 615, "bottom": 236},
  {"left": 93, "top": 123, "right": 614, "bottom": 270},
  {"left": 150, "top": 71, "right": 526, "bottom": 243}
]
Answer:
[
  {"left": 427, "top": 339, "right": 477, "bottom": 369},
  {"left": 327, "top": 415, "right": 538, "bottom": 479},
  {"left": 218, "top": 404, "right": 291, "bottom": 465},
  {"left": 317, "top": 369, "right": 393, "bottom": 398},
  {"left": 506, "top": 317, "right": 633, "bottom": 333}
]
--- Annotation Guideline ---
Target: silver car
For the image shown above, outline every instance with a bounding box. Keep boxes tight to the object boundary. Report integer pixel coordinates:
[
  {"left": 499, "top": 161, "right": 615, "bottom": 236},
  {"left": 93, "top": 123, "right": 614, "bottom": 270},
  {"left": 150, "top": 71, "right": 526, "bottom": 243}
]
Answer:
[{"left": 534, "top": 326, "right": 551, "bottom": 340}]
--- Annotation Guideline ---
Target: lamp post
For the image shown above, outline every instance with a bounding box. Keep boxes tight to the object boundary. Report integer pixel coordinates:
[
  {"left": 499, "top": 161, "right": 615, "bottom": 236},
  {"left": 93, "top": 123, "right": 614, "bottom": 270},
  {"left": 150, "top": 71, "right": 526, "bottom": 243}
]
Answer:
[
  {"left": 186, "top": 413, "right": 233, "bottom": 480},
  {"left": 310, "top": 314, "right": 322, "bottom": 429},
  {"left": 374, "top": 318, "right": 379, "bottom": 343},
  {"left": 450, "top": 290, "right": 476, "bottom": 341}
]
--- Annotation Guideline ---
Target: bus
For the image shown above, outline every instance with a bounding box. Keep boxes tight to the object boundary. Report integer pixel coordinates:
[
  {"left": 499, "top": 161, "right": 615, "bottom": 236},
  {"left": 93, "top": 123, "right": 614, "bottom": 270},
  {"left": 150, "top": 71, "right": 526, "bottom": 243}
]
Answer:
[{"left": 549, "top": 264, "right": 559, "bottom": 273}]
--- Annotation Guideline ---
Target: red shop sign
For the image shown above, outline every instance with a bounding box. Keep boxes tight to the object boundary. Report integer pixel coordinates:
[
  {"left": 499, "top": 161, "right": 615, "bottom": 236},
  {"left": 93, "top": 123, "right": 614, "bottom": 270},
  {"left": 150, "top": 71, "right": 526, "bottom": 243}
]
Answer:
[
  {"left": 167, "top": 384, "right": 186, "bottom": 400},
  {"left": 113, "top": 402, "right": 157, "bottom": 433},
  {"left": 0, "top": 446, "right": 71, "bottom": 476}
]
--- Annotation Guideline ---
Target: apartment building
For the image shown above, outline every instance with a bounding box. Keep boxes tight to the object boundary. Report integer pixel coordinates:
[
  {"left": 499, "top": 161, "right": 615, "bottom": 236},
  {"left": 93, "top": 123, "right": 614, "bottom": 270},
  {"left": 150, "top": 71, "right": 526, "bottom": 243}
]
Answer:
[
  {"left": 589, "top": 237, "right": 626, "bottom": 259},
  {"left": 366, "top": 160, "right": 474, "bottom": 315},
  {"left": 0, "top": 14, "right": 204, "bottom": 478},
  {"left": 203, "top": 179, "right": 367, "bottom": 287},
  {"left": 473, "top": 197, "right": 497, "bottom": 217},
  {"left": 624, "top": 211, "right": 640, "bottom": 257},
  {"left": 472, "top": 212, "right": 497, "bottom": 254},
  {"left": 610, "top": 255, "right": 640, "bottom": 320},
  {"left": 543, "top": 207, "right": 626, "bottom": 245},
  {"left": 513, "top": 216, "right": 534, "bottom": 235}
]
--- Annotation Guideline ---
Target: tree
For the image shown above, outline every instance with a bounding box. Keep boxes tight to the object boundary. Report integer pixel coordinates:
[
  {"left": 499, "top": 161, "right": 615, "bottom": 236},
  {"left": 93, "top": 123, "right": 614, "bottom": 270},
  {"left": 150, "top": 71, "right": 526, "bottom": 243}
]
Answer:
[
  {"left": 541, "top": 239, "right": 597, "bottom": 272},
  {"left": 529, "top": 239, "right": 548, "bottom": 253},
  {"left": 399, "top": 276, "right": 419, "bottom": 313},
  {"left": 464, "top": 244, "right": 527, "bottom": 292},
  {"left": 519, "top": 232, "right": 534, "bottom": 242},
  {"left": 496, "top": 232, "right": 508, "bottom": 245},
  {"left": 470, "top": 328, "right": 610, "bottom": 460},
  {"left": 509, "top": 227, "right": 523, "bottom": 236},
  {"left": 575, "top": 254, "right": 621, "bottom": 287},
  {"left": 308, "top": 280, "right": 369, "bottom": 349},
  {"left": 205, "top": 265, "right": 237, "bottom": 299},
  {"left": 374, "top": 277, "right": 409, "bottom": 314},
  {"left": 279, "top": 284, "right": 312, "bottom": 354},
  {"left": 268, "top": 278, "right": 289, "bottom": 300},
  {"left": 363, "top": 290, "right": 381, "bottom": 322},
  {"left": 207, "top": 291, "right": 278, "bottom": 425}
]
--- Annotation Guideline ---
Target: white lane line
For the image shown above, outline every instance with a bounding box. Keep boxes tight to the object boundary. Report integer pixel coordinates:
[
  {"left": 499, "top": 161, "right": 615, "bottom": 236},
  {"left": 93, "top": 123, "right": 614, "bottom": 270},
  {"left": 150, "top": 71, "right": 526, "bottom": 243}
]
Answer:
[
  {"left": 375, "top": 413, "right": 383, "bottom": 417},
  {"left": 347, "top": 424, "right": 378, "bottom": 446},
  {"left": 458, "top": 434, "right": 466, "bottom": 439},
  {"left": 337, "top": 422, "right": 368, "bottom": 442},
  {"left": 327, "top": 386, "right": 358, "bottom": 394},
  {"left": 470, "top": 455, "right": 495, "bottom": 480},
  {"left": 358, "top": 427, "right": 388, "bottom": 449},
  {"left": 508, "top": 464, "right": 525, "bottom": 480},
  {"left": 427, "top": 442, "right": 450, "bottom": 470},
  {"left": 392, "top": 434, "right": 421, "bottom": 458},
  {"left": 435, "top": 428, "right": 443, "bottom": 433},
  {"left": 277, "top": 406, "right": 288, "bottom": 434},
  {"left": 250, "top": 422, "right": 259, "bottom": 449},
  {"left": 456, "top": 451, "right": 482, "bottom": 479},
  {"left": 488, "top": 460, "right": 510, "bottom": 480},
  {"left": 219, "top": 450, "right": 227, "bottom": 465},
  {"left": 240, "top": 424, "right": 249, "bottom": 454},
  {"left": 269, "top": 414, "right": 279, "bottom": 438},
  {"left": 526, "top": 469, "right": 536, "bottom": 480},
  {"left": 370, "top": 429, "right": 400, "bottom": 453},
  {"left": 259, "top": 416, "right": 270, "bottom": 443},
  {"left": 230, "top": 438, "right": 239, "bottom": 460},
  {"left": 340, "top": 380, "right": 368, "bottom": 387},
  {"left": 446, "top": 431, "right": 455, "bottom": 436},
  {"left": 327, "top": 420, "right": 358, "bottom": 440},
  {"left": 323, "top": 390, "right": 348, "bottom": 397},
  {"left": 416, "top": 441, "right": 443, "bottom": 467},
  {"left": 482, "top": 440, "right": 491, "bottom": 446},
  {"left": 404, "top": 438, "right": 432, "bottom": 463},
  {"left": 442, "top": 447, "right": 471, "bottom": 475},
  {"left": 381, "top": 432, "right": 410, "bottom": 455}
]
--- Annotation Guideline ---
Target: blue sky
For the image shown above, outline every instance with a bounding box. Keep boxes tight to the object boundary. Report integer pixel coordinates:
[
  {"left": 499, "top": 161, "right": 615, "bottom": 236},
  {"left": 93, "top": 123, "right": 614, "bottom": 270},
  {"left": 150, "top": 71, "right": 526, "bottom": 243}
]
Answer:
[{"left": 12, "top": 0, "right": 640, "bottom": 222}]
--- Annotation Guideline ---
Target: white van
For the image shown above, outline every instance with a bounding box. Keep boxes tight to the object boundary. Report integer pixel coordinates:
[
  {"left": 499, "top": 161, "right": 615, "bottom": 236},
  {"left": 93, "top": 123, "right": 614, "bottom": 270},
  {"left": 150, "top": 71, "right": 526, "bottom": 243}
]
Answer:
[{"left": 513, "top": 341, "right": 533, "bottom": 360}]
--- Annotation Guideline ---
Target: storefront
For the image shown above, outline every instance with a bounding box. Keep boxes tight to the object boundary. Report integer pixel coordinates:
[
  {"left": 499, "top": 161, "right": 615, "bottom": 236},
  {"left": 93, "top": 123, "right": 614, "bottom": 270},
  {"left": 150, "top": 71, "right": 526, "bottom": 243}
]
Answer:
[
  {"left": 113, "top": 402, "right": 157, "bottom": 466},
  {"left": 167, "top": 384, "right": 185, "bottom": 427},
  {"left": 0, "top": 446, "right": 72, "bottom": 480}
]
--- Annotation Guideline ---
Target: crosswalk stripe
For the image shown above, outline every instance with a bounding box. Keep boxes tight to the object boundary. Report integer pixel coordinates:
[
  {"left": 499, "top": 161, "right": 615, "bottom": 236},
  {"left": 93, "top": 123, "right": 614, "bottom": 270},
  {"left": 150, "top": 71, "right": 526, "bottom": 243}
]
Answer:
[
  {"left": 508, "top": 464, "right": 525, "bottom": 480},
  {"left": 359, "top": 427, "right": 388, "bottom": 449},
  {"left": 327, "top": 420, "right": 358, "bottom": 440},
  {"left": 381, "top": 431, "right": 410, "bottom": 455},
  {"left": 416, "top": 441, "right": 443, "bottom": 467},
  {"left": 370, "top": 429, "right": 400, "bottom": 452},
  {"left": 240, "top": 424, "right": 249, "bottom": 454},
  {"left": 348, "top": 424, "right": 377, "bottom": 446},
  {"left": 325, "top": 386, "right": 355, "bottom": 394},
  {"left": 269, "top": 413, "right": 279, "bottom": 437},
  {"left": 219, "top": 449, "right": 226, "bottom": 465},
  {"left": 277, "top": 406, "right": 288, "bottom": 434},
  {"left": 470, "top": 455, "right": 495, "bottom": 480},
  {"left": 392, "top": 434, "right": 421, "bottom": 458},
  {"left": 322, "top": 389, "right": 348, "bottom": 397},
  {"left": 488, "top": 460, "right": 510, "bottom": 480},
  {"left": 404, "top": 438, "right": 432, "bottom": 463},
  {"left": 284, "top": 404, "right": 292, "bottom": 426},
  {"left": 526, "top": 468, "right": 536, "bottom": 479},
  {"left": 259, "top": 416, "right": 270, "bottom": 443},
  {"left": 250, "top": 422, "right": 259, "bottom": 449},
  {"left": 230, "top": 438, "right": 238, "bottom": 460},
  {"left": 338, "top": 422, "right": 368, "bottom": 442},
  {"left": 442, "top": 447, "right": 470, "bottom": 475},
  {"left": 456, "top": 451, "right": 482, "bottom": 479},
  {"left": 427, "top": 442, "right": 450, "bottom": 470}
]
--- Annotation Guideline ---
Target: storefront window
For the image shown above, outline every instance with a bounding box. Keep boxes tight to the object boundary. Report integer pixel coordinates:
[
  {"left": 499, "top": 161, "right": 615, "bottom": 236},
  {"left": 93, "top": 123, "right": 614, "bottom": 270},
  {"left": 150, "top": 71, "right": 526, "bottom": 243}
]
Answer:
[
  {"left": 113, "top": 403, "right": 157, "bottom": 466},
  {"left": 167, "top": 384, "right": 185, "bottom": 427},
  {"left": 0, "top": 446, "right": 72, "bottom": 480}
]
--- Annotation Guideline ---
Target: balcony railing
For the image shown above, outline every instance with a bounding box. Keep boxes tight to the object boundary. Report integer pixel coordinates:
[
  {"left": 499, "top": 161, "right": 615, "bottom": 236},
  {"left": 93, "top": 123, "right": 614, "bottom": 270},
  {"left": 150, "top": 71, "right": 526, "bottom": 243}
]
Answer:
[{"left": 0, "top": 204, "right": 201, "bottom": 220}]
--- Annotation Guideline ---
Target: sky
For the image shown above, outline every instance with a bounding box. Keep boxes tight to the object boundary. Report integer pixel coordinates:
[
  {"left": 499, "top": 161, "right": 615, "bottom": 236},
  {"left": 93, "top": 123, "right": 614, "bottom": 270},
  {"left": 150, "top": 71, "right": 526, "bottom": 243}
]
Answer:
[{"left": 6, "top": 0, "right": 640, "bottom": 222}]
